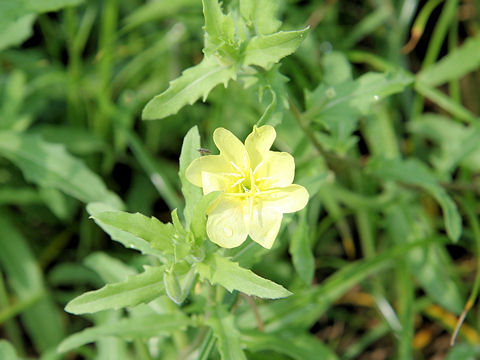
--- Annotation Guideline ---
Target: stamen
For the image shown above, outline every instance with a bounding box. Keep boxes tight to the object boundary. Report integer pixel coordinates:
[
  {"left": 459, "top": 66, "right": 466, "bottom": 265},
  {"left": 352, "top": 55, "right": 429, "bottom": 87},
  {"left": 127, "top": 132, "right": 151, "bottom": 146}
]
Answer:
[
  {"left": 230, "top": 161, "right": 245, "bottom": 176},
  {"left": 252, "top": 160, "right": 265, "bottom": 175},
  {"left": 231, "top": 177, "right": 245, "bottom": 188}
]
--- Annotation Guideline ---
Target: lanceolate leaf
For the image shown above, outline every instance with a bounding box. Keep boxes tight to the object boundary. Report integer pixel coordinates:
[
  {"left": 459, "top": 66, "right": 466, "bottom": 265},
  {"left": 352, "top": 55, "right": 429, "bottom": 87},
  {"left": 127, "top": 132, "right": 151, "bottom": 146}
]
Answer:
[
  {"left": 243, "top": 28, "right": 309, "bottom": 69},
  {"left": 142, "top": 56, "right": 235, "bottom": 120},
  {"left": 196, "top": 253, "right": 291, "bottom": 299},
  {"left": 87, "top": 203, "right": 167, "bottom": 260},
  {"left": 367, "top": 157, "right": 462, "bottom": 242},
  {"left": 58, "top": 314, "right": 190, "bottom": 353},
  {"left": 179, "top": 126, "right": 202, "bottom": 227},
  {"left": 92, "top": 210, "right": 178, "bottom": 254},
  {"left": 65, "top": 266, "right": 165, "bottom": 314},
  {"left": 0, "top": 132, "right": 122, "bottom": 208},
  {"left": 207, "top": 305, "right": 247, "bottom": 360}
]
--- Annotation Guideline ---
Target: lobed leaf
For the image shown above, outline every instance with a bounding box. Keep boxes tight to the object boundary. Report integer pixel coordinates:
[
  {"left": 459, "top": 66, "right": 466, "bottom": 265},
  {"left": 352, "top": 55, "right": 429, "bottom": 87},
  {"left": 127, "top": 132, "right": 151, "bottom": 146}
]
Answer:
[
  {"left": 142, "top": 56, "right": 235, "bottom": 120},
  {"left": 239, "top": 0, "right": 281, "bottom": 35},
  {"left": 65, "top": 266, "right": 165, "bottom": 314},
  {"left": 196, "top": 253, "right": 291, "bottom": 299},
  {"left": 202, "top": 0, "right": 236, "bottom": 51}
]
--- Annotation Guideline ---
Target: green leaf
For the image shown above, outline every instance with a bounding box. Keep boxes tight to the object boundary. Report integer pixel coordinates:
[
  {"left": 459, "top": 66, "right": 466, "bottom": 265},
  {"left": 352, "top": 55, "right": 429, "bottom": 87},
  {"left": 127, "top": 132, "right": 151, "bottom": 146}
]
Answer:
[
  {"left": 179, "top": 126, "right": 202, "bottom": 227},
  {"left": 418, "top": 34, "right": 480, "bottom": 86},
  {"left": 446, "top": 343, "right": 480, "bottom": 360},
  {"left": 238, "top": 238, "right": 443, "bottom": 331},
  {"left": 0, "top": 340, "right": 19, "bottom": 360},
  {"left": 65, "top": 266, "right": 165, "bottom": 314},
  {"left": 367, "top": 157, "right": 462, "bottom": 242},
  {"left": 242, "top": 330, "right": 338, "bottom": 360},
  {"left": 58, "top": 313, "right": 190, "bottom": 353},
  {"left": 191, "top": 191, "right": 221, "bottom": 242},
  {"left": 304, "top": 71, "right": 412, "bottom": 152},
  {"left": 142, "top": 56, "right": 235, "bottom": 120},
  {"left": 87, "top": 203, "right": 167, "bottom": 260},
  {"left": 289, "top": 210, "right": 314, "bottom": 285},
  {"left": 202, "top": 0, "right": 236, "bottom": 51},
  {"left": 0, "top": 132, "right": 122, "bottom": 209},
  {"left": 243, "top": 28, "right": 309, "bottom": 69},
  {"left": 0, "top": 0, "right": 84, "bottom": 51},
  {"left": 239, "top": 0, "right": 281, "bottom": 35},
  {"left": 408, "top": 114, "right": 480, "bottom": 173},
  {"left": 91, "top": 210, "right": 178, "bottom": 254},
  {"left": 196, "top": 253, "right": 291, "bottom": 299},
  {"left": 84, "top": 252, "right": 137, "bottom": 284},
  {"left": 386, "top": 204, "right": 464, "bottom": 314},
  {"left": 306, "top": 71, "right": 413, "bottom": 126},
  {"left": 321, "top": 51, "right": 352, "bottom": 85},
  {"left": 123, "top": 0, "right": 199, "bottom": 31},
  {"left": 34, "top": 125, "right": 106, "bottom": 155},
  {"left": 207, "top": 305, "right": 247, "bottom": 360},
  {"left": 0, "top": 14, "right": 35, "bottom": 52},
  {"left": 0, "top": 213, "right": 64, "bottom": 352}
]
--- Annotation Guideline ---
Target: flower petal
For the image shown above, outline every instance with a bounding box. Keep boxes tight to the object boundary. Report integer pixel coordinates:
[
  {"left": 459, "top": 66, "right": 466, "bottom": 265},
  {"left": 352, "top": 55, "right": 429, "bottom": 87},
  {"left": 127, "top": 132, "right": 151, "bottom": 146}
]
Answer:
[
  {"left": 259, "top": 184, "right": 309, "bottom": 213},
  {"left": 249, "top": 204, "right": 282, "bottom": 249},
  {"left": 201, "top": 171, "right": 236, "bottom": 194},
  {"left": 255, "top": 152, "right": 295, "bottom": 188},
  {"left": 185, "top": 155, "right": 231, "bottom": 187},
  {"left": 206, "top": 197, "right": 249, "bottom": 248},
  {"left": 245, "top": 125, "right": 276, "bottom": 169},
  {"left": 213, "top": 128, "right": 250, "bottom": 171}
]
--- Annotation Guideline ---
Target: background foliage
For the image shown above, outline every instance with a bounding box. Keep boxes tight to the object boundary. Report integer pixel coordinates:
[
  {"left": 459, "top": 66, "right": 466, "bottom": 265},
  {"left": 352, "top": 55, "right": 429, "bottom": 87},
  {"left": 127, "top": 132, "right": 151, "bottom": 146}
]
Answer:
[{"left": 1, "top": 0, "right": 480, "bottom": 359}]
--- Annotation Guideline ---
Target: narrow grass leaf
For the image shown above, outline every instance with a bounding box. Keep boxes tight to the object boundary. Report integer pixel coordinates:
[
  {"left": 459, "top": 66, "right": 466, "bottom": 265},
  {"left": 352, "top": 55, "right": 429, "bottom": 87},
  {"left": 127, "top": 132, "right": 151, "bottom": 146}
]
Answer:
[
  {"left": 0, "top": 132, "right": 122, "bottom": 208},
  {"left": 0, "top": 214, "right": 64, "bottom": 352},
  {"left": 418, "top": 34, "right": 480, "bottom": 86},
  {"left": 65, "top": 266, "right": 165, "bottom": 314},
  {"left": 58, "top": 313, "right": 190, "bottom": 353},
  {"left": 242, "top": 330, "right": 338, "bottom": 360},
  {"left": 207, "top": 305, "right": 246, "bottom": 360},
  {"left": 289, "top": 210, "right": 314, "bottom": 285},
  {"left": 368, "top": 157, "right": 462, "bottom": 242},
  {"left": 196, "top": 253, "right": 291, "bottom": 299}
]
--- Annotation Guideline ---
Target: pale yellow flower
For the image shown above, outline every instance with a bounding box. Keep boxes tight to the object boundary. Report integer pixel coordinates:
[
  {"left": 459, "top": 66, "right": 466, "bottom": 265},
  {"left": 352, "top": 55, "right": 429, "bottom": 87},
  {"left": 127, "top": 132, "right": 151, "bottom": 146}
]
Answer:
[{"left": 185, "top": 125, "right": 309, "bottom": 249}]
